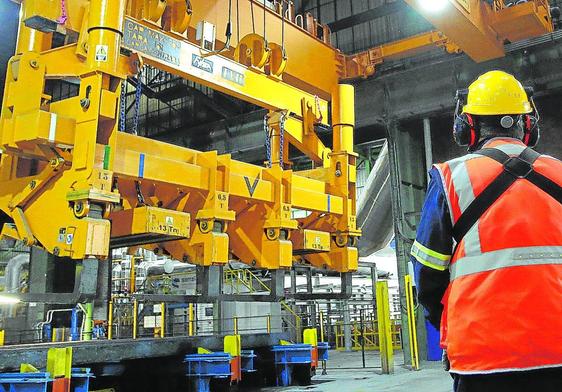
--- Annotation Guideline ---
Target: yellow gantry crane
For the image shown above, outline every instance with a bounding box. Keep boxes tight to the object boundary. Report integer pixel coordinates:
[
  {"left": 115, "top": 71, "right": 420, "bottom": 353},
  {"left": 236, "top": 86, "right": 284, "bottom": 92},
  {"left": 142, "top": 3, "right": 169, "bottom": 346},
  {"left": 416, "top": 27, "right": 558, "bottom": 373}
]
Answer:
[{"left": 0, "top": 0, "right": 360, "bottom": 273}]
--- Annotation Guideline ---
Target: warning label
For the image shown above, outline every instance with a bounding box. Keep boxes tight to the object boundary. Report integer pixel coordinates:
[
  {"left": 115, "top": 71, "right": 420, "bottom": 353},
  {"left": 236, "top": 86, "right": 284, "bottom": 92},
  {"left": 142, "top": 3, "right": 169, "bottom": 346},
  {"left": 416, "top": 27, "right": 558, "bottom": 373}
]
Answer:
[{"left": 95, "top": 45, "right": 108, "bottom": 62}]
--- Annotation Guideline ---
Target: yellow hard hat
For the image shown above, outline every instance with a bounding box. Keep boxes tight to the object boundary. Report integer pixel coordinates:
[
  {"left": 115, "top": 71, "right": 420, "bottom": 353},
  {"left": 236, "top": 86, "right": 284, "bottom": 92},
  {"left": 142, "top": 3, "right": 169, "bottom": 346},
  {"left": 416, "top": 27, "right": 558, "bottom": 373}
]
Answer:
[{"left": 462, "top": 70, "right": 532, "bottom": 115}]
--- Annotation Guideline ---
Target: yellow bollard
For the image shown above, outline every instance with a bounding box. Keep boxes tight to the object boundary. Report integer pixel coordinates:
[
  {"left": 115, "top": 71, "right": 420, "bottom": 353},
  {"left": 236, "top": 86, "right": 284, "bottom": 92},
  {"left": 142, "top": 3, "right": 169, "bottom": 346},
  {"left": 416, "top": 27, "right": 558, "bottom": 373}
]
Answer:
[
  {"left": 319, "top": 311, "right": 325, "bottom": 342},
  {"left": 133, "top": 300, "right": 138, "bottom": 340},
  {"left": 130, "top": 258, "right": 136, "bottom": 293},
  {"left": 160, "top": 302, "right": 166, "bottom": 338},
  {"left": 266, "top": 315, "right": 271, "bottom": 334},
  {"left": 0, "top": 329, "right": 4, "bottom": 346},
  {"left": 376, "top": 280, "right": 394, "bottom": 374},
  {"left": 108, "top": 299, "right": 113, "bottom": 340},
  {"left": 405, "top": 275, "right": 420, "bottom": 370},
  {"left": 188, "top": 303, "right": 194, "bottom": 336}
]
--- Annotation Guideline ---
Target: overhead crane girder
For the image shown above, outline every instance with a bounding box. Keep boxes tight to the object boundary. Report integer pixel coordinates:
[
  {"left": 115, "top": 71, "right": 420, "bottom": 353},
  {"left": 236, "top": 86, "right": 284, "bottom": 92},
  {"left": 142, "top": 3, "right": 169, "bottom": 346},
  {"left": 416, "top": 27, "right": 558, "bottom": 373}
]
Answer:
[{"left": 403, "top": 0, "right": 552, "bottom": 62}]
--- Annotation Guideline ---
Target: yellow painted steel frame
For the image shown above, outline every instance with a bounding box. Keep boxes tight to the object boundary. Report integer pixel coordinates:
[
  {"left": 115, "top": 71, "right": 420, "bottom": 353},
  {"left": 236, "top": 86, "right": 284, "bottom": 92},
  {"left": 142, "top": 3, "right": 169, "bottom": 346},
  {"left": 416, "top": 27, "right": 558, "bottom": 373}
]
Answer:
[{"left": 0, "top": 0, "right": 360, "bottom": 272}]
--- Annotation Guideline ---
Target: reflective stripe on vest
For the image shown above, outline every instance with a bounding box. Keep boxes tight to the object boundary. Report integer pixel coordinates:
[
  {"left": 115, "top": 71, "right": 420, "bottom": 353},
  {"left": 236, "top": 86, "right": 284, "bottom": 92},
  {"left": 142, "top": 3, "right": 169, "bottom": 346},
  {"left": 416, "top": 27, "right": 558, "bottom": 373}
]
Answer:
[{"left": 451, "top": 245, "right": 562, "bottom": 280}]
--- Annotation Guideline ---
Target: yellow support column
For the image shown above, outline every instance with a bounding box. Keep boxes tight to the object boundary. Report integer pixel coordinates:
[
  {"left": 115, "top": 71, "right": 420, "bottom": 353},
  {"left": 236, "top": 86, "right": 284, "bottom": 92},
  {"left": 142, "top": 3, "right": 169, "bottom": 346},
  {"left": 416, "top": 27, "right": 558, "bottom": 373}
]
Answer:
[
  {"left": 0, "top": 329, "right": 4, "bottom": 346},
  {"left": 233, "top": 317, "right": 239, "bottom": 335},
  {"left": 266, "top": 315, "right": 271, "bottom": 333},
  {"left": 332, "top": 84, "right": 355, "bottom": 154},
  {"left": 376, "top": 280, "right": 394, "bottom": 374},
  {"left": 405, "top": 275, "right": 420, "bottom": 370},
  {"left": 87, "top": 0, "right": 125, "bottom": 73}
]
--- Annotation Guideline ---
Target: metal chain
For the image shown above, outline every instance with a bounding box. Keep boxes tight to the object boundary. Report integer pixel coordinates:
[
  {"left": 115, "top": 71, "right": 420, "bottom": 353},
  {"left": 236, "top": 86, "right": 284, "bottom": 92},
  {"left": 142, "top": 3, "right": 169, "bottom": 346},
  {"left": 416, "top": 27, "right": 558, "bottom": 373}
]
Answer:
[
  {"left": 279, "top": 112, "right": 286, "bottom": 169},
  {"left": 236, "top": 0, "right": 240, "bottom": 44},
  {"left": 119, "top": 81, "right": 127, "bottom": 132},
  {"left": 281, "top": 0, "right": 286, "bottom": 55},
  {"left": 263, "top": 0, "right": 267, "bottom": 44},
  {"left": 57, "top": 0, "right": 68, "bottom": 24},
  {"left": 132, "top": 67, "right": 143, "bottom": 136},
  {"left": 264, "top": 115, "right": 272, "bottom": 168},
  {"left": 251, "top": 1, "right": 256, "bottom": 34}
]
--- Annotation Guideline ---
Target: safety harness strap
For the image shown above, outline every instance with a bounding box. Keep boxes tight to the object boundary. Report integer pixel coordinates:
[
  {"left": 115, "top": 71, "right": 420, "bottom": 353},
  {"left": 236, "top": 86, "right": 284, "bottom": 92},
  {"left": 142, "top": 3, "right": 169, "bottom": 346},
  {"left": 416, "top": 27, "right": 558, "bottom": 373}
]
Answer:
[{"left": 452, "top": 147, "right": 562, "bottom": 243}]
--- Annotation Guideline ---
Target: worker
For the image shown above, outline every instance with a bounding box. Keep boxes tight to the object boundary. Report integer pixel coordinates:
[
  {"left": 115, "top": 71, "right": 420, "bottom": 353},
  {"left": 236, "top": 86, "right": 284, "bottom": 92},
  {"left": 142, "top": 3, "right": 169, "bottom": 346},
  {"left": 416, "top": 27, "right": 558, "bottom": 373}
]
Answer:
[{"left": 410, "top": 70, "right": 562, "bottom": 392}]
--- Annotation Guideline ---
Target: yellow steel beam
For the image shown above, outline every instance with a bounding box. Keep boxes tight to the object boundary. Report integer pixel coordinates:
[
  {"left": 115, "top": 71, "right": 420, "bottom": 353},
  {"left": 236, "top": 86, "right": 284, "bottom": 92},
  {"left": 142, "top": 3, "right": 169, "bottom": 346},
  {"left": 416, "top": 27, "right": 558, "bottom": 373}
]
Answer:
[
  {"left": 121, "top": 18, "right": 329, "bottom": 164},
  {"left": 343, "top": 31, "right": 460, "bottom": 80},
  {"left": 160, "top": 0, "right": 340, "bottom": 99}
]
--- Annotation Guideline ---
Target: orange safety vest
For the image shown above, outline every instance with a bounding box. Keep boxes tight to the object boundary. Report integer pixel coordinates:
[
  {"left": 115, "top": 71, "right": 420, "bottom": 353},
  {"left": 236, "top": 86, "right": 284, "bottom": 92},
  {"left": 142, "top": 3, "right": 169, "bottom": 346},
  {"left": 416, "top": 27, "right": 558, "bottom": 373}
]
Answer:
[{"left": 434, "top": 138, "right": 562, "bottom": 374}]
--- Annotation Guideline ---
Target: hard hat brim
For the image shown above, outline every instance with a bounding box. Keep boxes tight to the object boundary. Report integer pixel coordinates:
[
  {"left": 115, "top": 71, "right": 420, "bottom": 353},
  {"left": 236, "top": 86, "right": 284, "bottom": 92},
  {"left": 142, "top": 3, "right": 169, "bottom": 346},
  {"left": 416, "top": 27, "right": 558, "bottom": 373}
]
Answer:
[{"left": 463, "top": 102, "right": 533, "bottom": 115}]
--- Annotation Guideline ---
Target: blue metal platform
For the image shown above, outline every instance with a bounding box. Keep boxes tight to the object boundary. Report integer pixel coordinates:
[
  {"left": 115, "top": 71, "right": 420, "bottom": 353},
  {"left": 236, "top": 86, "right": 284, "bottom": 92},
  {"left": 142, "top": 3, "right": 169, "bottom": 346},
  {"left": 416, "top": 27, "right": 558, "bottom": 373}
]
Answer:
[
  {"left": 184, "top": 353, "right": 232, "bottom": 392},
  {"left": 271, "top": 344, "right": 312, "bottom": 387}
]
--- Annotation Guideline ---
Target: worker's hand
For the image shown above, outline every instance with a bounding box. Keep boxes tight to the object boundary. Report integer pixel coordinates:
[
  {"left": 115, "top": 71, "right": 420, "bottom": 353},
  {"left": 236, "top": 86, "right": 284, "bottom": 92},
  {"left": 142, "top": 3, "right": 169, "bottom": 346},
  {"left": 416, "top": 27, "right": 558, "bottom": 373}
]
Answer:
[{"left": 442, "top": 350, "right": 450, "bottom": 371}]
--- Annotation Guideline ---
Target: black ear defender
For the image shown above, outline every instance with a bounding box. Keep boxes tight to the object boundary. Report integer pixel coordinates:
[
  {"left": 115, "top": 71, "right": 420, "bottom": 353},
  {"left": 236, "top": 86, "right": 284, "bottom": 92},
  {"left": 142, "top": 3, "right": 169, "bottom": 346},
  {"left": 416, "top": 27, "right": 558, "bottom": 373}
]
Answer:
[
  {"left": 518, "top": 114, "right": 540, "bottom": 147},
  {"left": 453, "top": 89, "right": 480, "bottom": 150}
]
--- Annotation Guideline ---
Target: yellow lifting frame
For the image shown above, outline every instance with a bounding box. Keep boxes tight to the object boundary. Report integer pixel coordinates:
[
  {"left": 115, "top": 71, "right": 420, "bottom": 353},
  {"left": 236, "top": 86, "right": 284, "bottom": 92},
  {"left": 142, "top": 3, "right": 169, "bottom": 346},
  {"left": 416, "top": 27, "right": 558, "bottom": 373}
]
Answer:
[{"left": 0, "top": 0, "right": 360, "bottom": 273}]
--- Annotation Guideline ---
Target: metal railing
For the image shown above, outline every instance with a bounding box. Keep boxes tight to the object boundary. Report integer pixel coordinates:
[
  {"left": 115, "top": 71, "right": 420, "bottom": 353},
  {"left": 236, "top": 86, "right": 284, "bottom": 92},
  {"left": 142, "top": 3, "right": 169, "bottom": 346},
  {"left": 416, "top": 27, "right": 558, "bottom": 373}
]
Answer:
[
  {"left": 223, "top": 268, "right": 271, "bottom": 294},
  {"left": 334, "top": 318, "right": 402, "bottom": 351}
]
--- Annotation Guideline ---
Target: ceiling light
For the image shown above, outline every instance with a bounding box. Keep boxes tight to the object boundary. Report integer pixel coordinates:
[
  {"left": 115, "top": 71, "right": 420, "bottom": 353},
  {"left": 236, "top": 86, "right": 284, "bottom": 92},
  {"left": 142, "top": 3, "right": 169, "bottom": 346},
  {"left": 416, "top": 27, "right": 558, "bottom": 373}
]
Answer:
[
  {"left": 0, "top": 295, "right": 21, "bottom": 304},
  {"left": 419, "top": 0, "right": 449, "bottom": 13}
]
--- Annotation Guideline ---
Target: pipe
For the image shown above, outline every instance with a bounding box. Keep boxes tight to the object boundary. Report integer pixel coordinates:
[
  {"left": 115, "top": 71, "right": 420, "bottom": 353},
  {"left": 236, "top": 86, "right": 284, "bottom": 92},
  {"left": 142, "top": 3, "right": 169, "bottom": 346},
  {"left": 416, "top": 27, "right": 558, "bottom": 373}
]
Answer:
[
  {"left": 70, "top": 307, "right": 80, "bottom": 341},
  {"left": 36, "top": 308, "right": 78, "bottom": 342},
  {"left": 356, "top": 141, "right": 393, "bottom": 256},
  {"left": 4, "top": 254, "right": 29, "bottom": 293},
  {"left": 82, "top": 303, "right": 93, "bottom": 341},
  {"left": 423, "top": 118, "right": 433, "bottom": 182}
]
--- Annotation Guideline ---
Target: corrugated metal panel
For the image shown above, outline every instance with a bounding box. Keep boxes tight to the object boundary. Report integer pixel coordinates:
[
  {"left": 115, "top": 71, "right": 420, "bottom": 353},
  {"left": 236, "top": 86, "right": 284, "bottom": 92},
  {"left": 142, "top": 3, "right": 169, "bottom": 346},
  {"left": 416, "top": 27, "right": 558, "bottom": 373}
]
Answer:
[{"left": 294, "top": 0, "right": 432, "bottom": 54}]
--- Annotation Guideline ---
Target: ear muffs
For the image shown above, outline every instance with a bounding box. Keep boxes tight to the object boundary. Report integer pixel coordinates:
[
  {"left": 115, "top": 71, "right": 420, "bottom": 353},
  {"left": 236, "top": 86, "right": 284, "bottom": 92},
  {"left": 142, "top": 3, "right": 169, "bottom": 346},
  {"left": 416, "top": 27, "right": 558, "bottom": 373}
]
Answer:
[
  {"left": 519, "top": 114, "right": 540, "bottom": 147},
  {"left": 453, "top": 113, "right": 479, "bottom": 149}
]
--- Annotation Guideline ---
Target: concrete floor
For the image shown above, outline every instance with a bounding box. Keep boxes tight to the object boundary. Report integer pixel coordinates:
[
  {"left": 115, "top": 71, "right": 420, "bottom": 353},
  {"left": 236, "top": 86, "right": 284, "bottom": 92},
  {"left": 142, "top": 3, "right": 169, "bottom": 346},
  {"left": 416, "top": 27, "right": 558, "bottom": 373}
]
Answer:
[{"left": 258, "top": 350, "right": 453, "bottom": 392}]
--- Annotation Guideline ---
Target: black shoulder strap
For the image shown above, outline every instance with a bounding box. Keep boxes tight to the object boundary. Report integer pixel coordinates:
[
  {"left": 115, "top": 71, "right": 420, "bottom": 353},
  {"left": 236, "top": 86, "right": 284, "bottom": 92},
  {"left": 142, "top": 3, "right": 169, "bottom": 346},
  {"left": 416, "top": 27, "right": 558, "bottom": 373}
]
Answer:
[{"left": 452, "top": 147, "right": 562, "bottom": 243}]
